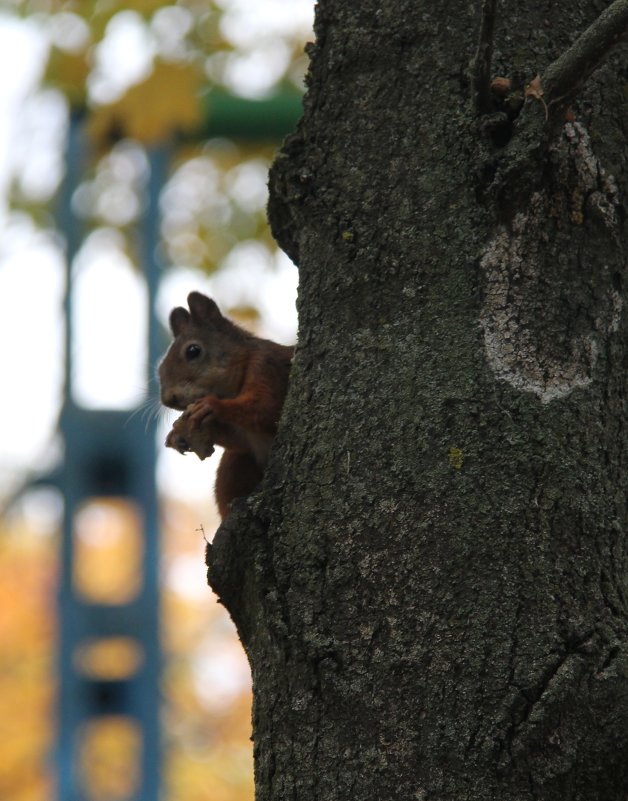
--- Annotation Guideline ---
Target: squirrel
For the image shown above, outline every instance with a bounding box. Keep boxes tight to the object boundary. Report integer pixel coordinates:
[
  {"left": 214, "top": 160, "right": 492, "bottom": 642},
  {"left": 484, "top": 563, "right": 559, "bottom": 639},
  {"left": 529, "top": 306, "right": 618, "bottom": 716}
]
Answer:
[{"left": 159, "top": 291, "right": 294, "bottom": 519}]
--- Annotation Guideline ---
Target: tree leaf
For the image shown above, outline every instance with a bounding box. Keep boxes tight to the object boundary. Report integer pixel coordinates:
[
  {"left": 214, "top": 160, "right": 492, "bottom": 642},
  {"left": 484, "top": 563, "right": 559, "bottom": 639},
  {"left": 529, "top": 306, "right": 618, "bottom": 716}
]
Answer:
[
  {"left": 524, "top": 74, "right": 548, "bottom": 119},
  {"left": 44, "top": 47, "right": 90, "bottom": 106},
  {"left": 88, "top": 60, "right": 204, "bottom": 146}
]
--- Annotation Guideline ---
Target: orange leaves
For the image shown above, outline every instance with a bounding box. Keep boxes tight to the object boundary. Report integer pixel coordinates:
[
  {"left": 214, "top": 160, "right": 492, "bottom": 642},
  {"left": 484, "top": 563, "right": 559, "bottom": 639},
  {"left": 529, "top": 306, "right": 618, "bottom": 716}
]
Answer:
[
  {"left": 0, "top": 526, "right": 55, "bottom": 801},
  {"left": 524, "top": 74, "right": 548, "bottom": 119},
  {"left": 88, "top": 60, "right": 204, "bottom": 146},
  {"left": 524, "top": 75, "right": 544, "bottom": 101},
  {"left": 0, "top": 496, "right": 254, "bottom": 801},
  {"left": 489, "top": 76, "right": 511, "bottom": 97}
]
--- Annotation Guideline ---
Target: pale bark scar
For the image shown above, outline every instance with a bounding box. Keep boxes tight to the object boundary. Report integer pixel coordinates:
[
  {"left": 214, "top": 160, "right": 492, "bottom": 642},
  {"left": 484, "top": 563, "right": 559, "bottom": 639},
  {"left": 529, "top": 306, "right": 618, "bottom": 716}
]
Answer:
[{"left": 479, "top": 121, "right": 621, "bottom": 404}]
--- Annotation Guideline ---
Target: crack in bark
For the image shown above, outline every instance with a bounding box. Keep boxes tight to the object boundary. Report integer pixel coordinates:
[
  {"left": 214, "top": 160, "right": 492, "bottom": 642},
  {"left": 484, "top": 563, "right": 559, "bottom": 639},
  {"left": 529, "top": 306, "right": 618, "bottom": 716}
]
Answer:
[
  {"left": 504, "top": 631, "right": 594, "bottom": 757},
  {"left": 471, "top": 0, "right": 498, "bottom": 115}
]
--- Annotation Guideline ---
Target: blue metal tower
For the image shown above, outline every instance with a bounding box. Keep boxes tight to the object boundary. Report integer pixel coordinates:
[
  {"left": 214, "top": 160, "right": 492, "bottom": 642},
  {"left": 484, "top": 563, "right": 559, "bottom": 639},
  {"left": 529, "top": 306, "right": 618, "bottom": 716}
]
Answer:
[{"left": 56, "top": 117, "right": 165, "bottom": 801}]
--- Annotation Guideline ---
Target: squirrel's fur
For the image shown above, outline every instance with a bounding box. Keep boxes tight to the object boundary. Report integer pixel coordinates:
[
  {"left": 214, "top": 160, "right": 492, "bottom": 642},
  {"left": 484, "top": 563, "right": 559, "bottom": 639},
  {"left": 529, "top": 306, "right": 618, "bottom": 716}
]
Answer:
[{"left": 159, "top": 292, "right": 293, "bottom": 518}]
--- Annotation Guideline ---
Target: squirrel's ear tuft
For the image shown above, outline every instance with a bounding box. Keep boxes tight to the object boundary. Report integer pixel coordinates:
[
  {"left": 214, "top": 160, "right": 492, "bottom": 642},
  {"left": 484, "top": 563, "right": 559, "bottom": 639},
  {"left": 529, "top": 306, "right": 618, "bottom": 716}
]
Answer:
[
  {"left": 187, "top": 292, "right": 224, "bottom": 326},
  {"left": 169, "top": 306, "right": 191, "bottom": 336}
]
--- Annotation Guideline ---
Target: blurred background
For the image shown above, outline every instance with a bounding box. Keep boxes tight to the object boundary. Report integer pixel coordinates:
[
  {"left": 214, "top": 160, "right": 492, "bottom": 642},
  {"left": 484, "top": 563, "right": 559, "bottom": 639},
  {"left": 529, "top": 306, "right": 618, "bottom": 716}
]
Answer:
[{"left": 0, "top": 2, "right": 311, "bottom": 799}]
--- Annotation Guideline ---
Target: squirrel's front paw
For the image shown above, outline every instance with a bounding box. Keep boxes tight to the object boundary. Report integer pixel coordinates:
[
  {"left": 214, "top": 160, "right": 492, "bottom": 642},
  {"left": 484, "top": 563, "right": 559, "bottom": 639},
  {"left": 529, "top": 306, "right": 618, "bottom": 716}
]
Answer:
[
  {"left": 165, "top": 412, "right": 215, "bottom": 460},
  {"left": 188, "top": 397, "right": 219, "bottom": 427}
]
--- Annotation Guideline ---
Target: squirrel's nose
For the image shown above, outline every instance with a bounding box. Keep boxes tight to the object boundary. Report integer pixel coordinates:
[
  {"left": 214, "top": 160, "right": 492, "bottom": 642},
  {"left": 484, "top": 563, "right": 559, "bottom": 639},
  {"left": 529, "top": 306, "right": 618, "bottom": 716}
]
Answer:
[{"left": 161, "top": 389, "right": 183, "bottom": 409}]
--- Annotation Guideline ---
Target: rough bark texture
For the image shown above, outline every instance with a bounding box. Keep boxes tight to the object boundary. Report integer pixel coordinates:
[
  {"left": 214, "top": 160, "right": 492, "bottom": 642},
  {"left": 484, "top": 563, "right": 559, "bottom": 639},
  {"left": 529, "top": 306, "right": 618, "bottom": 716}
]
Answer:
[{"left": 208, "top": 2, "right": 628, "bottom": 799}]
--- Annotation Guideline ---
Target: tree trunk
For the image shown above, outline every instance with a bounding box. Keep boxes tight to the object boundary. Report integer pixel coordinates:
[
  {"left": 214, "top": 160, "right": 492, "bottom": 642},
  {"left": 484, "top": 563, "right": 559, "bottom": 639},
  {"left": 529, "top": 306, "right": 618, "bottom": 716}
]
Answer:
[{"left": 208, "top": 1, "right": 628, "bottom": 799}]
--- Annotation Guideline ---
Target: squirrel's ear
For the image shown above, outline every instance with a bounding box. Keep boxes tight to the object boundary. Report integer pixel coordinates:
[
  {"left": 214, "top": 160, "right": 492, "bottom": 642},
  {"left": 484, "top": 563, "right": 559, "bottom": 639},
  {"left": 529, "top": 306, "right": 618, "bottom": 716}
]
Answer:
[
  {"left": 169, "top": 306, "right": 191, "bottom": 336},
  {"left": 187, "top": 292, "right": 224, "bottom": 326}
]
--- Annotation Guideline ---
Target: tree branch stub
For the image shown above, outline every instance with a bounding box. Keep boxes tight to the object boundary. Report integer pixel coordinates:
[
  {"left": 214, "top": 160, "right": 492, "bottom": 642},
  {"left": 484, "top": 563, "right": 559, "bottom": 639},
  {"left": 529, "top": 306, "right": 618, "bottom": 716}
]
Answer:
[{"left": 542, "top": 0, "right": 628, "bottom": 112}]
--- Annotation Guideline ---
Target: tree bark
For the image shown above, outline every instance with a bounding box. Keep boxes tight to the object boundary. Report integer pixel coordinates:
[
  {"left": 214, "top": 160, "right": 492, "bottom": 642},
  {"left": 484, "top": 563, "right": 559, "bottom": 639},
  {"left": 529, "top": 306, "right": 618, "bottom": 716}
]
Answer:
[{"left": 208, "top": 1, "right": 628, "bottom": 799}]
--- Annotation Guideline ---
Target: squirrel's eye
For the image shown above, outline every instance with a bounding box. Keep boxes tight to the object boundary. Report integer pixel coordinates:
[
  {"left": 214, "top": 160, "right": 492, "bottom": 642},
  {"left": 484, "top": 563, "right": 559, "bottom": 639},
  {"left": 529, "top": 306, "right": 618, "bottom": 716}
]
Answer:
[{"left": 185, "top": 344, "right": 202, "bottom": 360}]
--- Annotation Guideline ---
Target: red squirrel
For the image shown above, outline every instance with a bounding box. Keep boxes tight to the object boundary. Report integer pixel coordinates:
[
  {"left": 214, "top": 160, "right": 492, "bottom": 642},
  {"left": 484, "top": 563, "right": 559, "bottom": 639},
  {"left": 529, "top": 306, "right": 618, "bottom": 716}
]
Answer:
[{"left": 159, "top": 292, "right": 293, "bottom": 519}]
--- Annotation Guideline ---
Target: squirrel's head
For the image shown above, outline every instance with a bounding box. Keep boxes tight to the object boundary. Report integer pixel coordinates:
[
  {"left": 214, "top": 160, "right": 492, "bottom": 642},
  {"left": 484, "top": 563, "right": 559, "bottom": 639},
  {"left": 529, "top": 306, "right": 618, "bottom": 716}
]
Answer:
[{"left": 159, "top": 292, "right": 246, "bottom": 409}]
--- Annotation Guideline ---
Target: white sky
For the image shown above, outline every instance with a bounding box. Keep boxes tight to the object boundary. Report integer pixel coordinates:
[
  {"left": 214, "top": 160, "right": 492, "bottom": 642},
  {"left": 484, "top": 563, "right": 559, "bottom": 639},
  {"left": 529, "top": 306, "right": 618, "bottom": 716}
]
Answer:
[{"left": 0, "top": 4, "right": 309, "bottom": 505}]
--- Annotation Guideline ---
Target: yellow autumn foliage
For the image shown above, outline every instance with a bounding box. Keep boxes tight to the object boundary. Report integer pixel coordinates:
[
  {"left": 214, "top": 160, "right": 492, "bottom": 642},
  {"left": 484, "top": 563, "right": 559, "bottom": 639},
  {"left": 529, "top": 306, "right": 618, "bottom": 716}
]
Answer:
[
  {"left": 44, "top": 47, "right": 90, "bottom": 105},
  {"left": 88, "top": 60, "right": 204, "bottom": 146}
]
